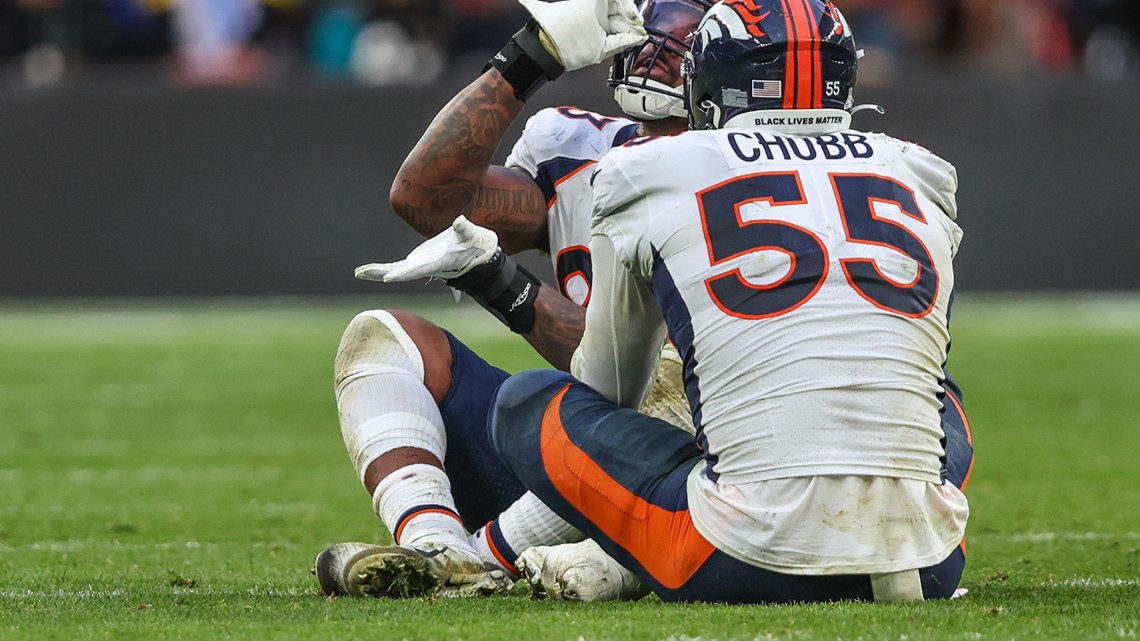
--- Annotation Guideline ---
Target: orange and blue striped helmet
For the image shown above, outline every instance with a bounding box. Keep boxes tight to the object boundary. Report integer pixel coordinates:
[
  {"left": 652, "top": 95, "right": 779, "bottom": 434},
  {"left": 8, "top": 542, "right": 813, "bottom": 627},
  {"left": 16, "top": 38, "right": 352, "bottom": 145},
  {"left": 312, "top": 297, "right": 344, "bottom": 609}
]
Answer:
[{"left": 684, "top": 0, "right": 859, "bottom": 130}]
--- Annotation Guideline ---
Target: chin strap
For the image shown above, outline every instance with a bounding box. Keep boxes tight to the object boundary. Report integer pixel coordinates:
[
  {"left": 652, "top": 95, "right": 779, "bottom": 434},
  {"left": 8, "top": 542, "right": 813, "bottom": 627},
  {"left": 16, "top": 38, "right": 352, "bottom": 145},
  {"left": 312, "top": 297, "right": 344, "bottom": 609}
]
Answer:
[
  {"left": 446, "top": 250, "right": 541, "bottom": 334},
  {"left": 851, "top": 104, "right": 885, "bottom": 116},
  {"left": 613, "top": 76, "right": 687, "bottom": 121}
]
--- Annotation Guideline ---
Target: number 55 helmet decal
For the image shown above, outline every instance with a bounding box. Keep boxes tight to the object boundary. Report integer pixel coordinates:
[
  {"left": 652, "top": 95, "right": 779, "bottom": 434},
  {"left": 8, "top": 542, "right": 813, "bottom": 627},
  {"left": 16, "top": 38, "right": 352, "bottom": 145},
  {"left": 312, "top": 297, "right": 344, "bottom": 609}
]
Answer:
[{"left": 683, "top": 0, "right": 862, "bottom": 132}]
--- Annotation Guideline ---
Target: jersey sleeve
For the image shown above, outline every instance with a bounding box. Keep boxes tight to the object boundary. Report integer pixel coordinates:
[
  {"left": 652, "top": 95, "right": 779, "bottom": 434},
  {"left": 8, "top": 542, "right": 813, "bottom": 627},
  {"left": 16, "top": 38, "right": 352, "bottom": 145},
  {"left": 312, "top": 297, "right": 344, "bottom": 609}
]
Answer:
[
  {"left": 910, "top": 144, "right": 963, "bottom": 257},
  {"left": 505, "top": 107, "right": 637, "bottom": 179},
  {"left": 570, "top": 147, "right": 666, "bottom": 406},
  {"left": 503, "top": 108, "right": 561, "bottom": 179},
  {"left": 874, "top": 133, "right": 964, "bottom": 256},
  {"left": 590, "top": 146, "right": 658, "bottom": 278},
  {"left": 505, "top": 108, "right": 640, "bottom": 283},
  {"left": 569, "top": 232, "right": 667, "bottom": 407}
]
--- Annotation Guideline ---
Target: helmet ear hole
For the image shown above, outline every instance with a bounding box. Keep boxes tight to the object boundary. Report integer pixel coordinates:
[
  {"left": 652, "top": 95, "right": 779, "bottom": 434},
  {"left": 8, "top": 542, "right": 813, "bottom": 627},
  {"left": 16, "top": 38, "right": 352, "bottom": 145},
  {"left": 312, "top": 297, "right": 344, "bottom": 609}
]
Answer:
[{"left": 699, "top": 98, "right": 721, "bottom": 129}]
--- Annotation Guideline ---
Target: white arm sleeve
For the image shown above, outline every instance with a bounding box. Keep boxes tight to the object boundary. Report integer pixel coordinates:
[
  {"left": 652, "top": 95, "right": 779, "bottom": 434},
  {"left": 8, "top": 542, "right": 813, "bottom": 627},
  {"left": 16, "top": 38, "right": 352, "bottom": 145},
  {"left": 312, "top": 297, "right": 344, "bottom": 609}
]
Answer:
[{"left": 570, "top": 230, "right": 666, "bottom": 408}]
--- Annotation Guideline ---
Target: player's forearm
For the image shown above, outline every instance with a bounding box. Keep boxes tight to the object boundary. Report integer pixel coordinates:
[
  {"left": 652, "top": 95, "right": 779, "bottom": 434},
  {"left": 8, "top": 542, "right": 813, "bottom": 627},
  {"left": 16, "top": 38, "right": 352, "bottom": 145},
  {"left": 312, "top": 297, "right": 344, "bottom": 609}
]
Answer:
[
  {"left": 522, "top": 286, "right": 586, "bottom": 372},
  {"left": 390, "top": 70, "right": 524, "bottom": 239}
]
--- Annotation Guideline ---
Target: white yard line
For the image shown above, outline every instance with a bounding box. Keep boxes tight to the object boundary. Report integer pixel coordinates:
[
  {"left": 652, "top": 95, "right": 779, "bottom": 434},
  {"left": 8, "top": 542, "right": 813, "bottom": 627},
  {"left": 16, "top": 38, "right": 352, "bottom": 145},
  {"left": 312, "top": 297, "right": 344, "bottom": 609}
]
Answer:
[
  {"left": 986, "top": 531, "right": 1140, "bottom": 542},
  {"left": 1044, "top": 578, "right": 1140, "bottom": 588},
  {"left": 0, "top": 540, "right": 308, "bottom": 553},
  {"left": 0, "top": 586, "right": 310, "bottom": 600}
]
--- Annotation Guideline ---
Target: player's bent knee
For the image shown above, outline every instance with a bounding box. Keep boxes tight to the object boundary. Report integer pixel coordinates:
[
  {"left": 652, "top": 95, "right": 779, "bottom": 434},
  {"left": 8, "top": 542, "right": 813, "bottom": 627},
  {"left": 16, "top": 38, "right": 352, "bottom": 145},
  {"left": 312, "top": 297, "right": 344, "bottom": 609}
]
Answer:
[
  {"left": 334, "top": 310, "right": 426, "bottom": 391},
  {"left": 334, "top": 308, "right": 457, "bottom": 400},
  {"left": 385, "top": 310, "right": 454, "bottom": 402},
  {"left": 489, "top": 369, "right": 575, "bottom": 455},
  {"left": 495, "top": 369, "right": 574, "bottom": 416}
]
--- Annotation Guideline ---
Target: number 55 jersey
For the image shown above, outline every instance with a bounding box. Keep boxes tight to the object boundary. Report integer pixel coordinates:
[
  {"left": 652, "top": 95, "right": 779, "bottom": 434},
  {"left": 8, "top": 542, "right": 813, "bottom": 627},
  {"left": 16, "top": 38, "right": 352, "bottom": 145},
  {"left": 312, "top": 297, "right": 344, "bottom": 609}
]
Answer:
[{"left": 582, "top": 127, "right": 969, "bottom": 575}]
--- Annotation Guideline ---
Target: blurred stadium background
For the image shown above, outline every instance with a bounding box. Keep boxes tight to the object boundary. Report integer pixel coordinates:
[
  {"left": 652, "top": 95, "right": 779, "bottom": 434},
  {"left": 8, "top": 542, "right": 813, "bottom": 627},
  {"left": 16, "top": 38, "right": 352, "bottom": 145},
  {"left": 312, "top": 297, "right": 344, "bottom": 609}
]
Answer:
[
  {"left": 1, "top": 0, "right": 1138, "bottom": 296},
  {"left": 3, "top": 3, "right": 1140, "bottom": 638}
]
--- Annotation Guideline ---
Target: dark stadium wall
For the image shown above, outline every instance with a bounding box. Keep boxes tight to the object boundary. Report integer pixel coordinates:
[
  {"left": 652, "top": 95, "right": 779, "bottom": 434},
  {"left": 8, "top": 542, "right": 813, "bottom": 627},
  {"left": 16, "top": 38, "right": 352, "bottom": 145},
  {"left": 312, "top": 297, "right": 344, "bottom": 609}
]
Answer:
[{"left": 1, "top": 63, "right": 1138, "bottom": 296}]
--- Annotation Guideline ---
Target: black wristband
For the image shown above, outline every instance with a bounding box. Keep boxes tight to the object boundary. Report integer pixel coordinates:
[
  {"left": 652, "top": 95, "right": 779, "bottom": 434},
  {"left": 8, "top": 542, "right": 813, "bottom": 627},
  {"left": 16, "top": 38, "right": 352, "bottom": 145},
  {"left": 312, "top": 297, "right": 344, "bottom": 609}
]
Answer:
[
  {"left": 446, "top": 250, "right": 541, "bottom": 334},
  {"left": 483, "top": 19, "right": 565, "bottom": 102}
]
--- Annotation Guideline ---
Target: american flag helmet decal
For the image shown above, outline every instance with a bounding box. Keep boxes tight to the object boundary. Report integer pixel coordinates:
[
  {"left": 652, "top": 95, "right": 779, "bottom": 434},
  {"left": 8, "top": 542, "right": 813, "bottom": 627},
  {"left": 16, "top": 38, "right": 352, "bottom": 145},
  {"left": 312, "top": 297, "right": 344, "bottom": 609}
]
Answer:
[{"left": 751, "top": 79, "right": 783, "bottom": 98}]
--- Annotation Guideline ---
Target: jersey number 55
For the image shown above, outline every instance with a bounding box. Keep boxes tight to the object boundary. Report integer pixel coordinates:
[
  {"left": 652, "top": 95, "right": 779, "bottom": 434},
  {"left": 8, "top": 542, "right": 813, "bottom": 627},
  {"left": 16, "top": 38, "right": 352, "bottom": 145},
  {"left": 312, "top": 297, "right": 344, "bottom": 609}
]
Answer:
[{"left": 698, "top": 172, "right": 939, "bottom": 320}]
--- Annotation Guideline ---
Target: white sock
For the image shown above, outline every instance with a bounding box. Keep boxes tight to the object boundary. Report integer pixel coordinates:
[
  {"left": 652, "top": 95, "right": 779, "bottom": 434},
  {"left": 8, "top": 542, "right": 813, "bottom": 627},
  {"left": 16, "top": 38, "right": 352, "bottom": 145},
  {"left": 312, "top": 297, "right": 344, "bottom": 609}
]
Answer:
[
  {"left": 373, "top": 463, "right": 467, "bottom": 547},
  {"left": 469, "top": 492, "right": 583, "bottom": 574}
]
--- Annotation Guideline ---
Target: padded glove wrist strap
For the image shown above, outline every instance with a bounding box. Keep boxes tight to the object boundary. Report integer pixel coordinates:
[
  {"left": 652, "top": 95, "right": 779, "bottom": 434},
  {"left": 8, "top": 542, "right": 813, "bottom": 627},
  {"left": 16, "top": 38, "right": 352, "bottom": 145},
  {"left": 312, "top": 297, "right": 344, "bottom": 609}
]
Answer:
[
  {"left": 484, "top": 19, "right": 565, "bottom": 102},
  {"left": 446, "top": 250, "right": 541, "bottom": 334}
]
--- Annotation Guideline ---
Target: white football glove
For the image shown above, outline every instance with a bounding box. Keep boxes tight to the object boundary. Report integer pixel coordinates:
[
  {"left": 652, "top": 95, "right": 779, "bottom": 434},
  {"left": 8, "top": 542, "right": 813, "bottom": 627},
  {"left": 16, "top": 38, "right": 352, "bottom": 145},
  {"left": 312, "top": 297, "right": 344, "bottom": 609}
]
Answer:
[
  {"left": 355, "top": 216, "right": 500, "bottom": 283},
  {"left": 518, "top": 0, "right": 647, "bottom": 71}
]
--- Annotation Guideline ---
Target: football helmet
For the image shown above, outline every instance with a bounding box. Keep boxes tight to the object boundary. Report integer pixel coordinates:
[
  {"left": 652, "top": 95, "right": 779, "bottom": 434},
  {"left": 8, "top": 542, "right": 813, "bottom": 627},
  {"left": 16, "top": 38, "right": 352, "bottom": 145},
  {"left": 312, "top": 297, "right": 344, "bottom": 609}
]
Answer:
[
  {"left": 683, "top": 0, "right": 860, "bottom": 132},
  {"left": 610, "top": 0, "right": 715, "bottom": 121}
]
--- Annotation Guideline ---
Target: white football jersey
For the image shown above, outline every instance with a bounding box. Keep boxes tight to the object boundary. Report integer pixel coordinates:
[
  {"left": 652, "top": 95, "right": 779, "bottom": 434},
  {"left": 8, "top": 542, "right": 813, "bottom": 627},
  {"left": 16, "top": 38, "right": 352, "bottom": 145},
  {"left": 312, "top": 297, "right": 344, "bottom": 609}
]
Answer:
[
  {"left": 577, "top": 127, "right": 968, "bottom": 573},
  {"left": 506, "top": 107, "right": 642, "bottom": 306}
]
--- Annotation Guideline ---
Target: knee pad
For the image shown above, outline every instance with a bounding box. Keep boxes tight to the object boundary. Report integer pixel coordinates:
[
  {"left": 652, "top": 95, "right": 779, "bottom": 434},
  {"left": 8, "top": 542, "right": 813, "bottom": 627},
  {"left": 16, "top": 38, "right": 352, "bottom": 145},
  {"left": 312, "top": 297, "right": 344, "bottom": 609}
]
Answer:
[
  {"left": 335, "top": 310, "right": 425, "bottom": 393},
  {"left": 334, "top": 310, "right": 446, "bottom": 482}
]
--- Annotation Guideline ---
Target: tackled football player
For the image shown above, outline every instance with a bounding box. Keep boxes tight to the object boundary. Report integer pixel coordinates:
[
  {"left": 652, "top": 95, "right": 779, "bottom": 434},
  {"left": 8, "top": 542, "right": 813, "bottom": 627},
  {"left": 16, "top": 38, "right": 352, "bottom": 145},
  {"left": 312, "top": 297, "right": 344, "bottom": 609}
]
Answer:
[
  {"left": 486, "top": 0, "right": 976, "bottom": 603},
  {"left": 315, "top": 0, "right": 711, "bottom": 600}
]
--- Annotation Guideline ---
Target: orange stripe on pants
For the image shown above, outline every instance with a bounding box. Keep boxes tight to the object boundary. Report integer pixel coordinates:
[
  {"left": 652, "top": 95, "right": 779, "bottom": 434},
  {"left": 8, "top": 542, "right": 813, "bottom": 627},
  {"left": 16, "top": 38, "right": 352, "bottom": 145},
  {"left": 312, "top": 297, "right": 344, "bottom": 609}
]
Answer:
[{"left": 539, "top": 386, "right": 715, "bottom": 589}]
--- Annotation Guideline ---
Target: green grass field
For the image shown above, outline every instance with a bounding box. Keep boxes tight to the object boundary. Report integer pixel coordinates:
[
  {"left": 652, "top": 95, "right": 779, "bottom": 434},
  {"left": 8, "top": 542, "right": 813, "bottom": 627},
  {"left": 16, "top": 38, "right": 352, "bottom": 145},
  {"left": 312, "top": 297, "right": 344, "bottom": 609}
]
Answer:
[{"left": 1, "top": 295, "right": 1138, "bottom": 640}]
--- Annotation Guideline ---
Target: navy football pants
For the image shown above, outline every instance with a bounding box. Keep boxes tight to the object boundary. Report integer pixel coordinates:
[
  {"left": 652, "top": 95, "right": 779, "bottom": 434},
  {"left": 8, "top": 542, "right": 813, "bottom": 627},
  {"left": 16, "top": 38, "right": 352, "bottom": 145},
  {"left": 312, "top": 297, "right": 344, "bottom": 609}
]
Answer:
[
  {"left": 435, "top": 331, "right": 528, "bottom": 529},
  {"left": 488, "top": 368, "right": 974, "bottom": 604}
]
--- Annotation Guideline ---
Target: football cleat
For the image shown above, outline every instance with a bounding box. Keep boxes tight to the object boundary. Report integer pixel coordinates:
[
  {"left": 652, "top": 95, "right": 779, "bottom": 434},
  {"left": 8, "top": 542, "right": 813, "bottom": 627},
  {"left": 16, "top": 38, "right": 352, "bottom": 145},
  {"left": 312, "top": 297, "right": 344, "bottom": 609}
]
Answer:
[
  {"left": 639, "top": 341, "right": 694, "bottom": 434},
  {"left": 516, "top": 539, "right": 652, "bottom": 602},
  {"left": 313, "top": 540, "right": 513, "bottom": 599},
  {"left": 314, "top": 541, "right": 378, "bottom": 597}
]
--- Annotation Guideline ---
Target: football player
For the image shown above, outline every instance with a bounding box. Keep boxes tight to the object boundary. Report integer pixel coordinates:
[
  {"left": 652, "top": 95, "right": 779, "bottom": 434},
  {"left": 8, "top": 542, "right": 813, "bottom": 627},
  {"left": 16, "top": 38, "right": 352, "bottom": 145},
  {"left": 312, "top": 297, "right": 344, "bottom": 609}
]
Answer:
[
  {"left": 481, "top": 0, "right": 976, "bottom": 603},
  {"left": 314, "top": 0, "right": 709, "bottom": 600}
]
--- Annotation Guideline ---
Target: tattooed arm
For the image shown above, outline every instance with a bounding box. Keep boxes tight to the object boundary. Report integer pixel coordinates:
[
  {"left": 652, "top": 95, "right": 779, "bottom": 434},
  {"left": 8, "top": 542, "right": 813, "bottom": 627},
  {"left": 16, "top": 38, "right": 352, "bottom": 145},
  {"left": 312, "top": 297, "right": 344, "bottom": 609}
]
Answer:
[
  {"left": 390, "top": 67, "right": 588, "bottom": 368},
  {"left": 526, "top": 286, "right": 586, "bottom": 371},
  {"left": 390, "top": 69, "right": 550, "bottom": 255}
]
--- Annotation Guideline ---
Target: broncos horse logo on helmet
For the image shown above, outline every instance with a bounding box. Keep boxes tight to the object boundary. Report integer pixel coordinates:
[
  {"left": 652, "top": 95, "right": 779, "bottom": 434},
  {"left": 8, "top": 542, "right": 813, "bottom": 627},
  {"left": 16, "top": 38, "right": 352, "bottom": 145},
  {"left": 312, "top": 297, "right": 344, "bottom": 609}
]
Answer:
[
  {"left": 683, "top": 0, "right": 861, "bottom": 133},
  {"left": 610, "top": 0, "right": 717, "bottom": 121}
]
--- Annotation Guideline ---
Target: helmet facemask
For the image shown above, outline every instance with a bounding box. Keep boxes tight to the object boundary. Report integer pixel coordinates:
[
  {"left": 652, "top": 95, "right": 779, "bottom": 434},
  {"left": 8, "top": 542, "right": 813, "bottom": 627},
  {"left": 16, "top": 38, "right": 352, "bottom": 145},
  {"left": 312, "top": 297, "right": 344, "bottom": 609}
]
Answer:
[{"left": 610, "top": 0, "right": 713, "bottom": 121}]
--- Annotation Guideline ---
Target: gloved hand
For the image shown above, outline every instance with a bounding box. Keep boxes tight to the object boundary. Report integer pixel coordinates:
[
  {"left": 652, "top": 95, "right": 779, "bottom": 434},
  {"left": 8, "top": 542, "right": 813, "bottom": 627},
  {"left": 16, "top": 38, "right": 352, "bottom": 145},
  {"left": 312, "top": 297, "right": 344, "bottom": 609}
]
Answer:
[
  {"left": 518, "top": 0, "right": 647, "bottom": 71},
  {"left": 355, "top": 216, "right": 500, "bottom": 283}
]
